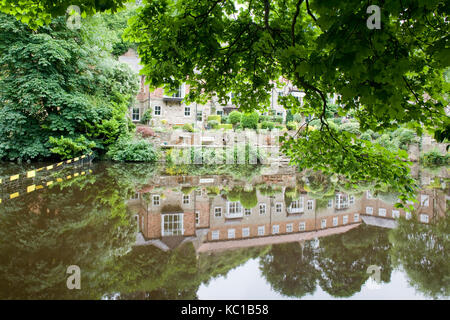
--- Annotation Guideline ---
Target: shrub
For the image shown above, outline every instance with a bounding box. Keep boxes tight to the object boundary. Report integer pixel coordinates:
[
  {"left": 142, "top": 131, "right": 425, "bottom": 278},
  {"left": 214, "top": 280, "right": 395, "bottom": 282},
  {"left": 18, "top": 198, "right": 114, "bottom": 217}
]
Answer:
[
  {"left": 208, "top": 120, "right": 219, "bottom": 129},
  {"left": 239, "top": 189, "right": 258, "bottom": 209},
  {"left": 422, "top": 149, "right": 450, "bottom": 166},
  {"left": 49, "top": 136, "right": 96, "bottom": 160},
  {"left": 221, "top": 115, "right": 229, "bottom": 124},
  {"left": 259, "top": 115, "right": 270, "bottom": 122},
  {"left": 228, "top": 111, "right": 242, "bottom": 125},
  {"left": 360, "top": 132, "right": 372, "bottom": 141},
  {"left": 136, "top": 126, "right": 155, "bottom": 138},
  {"left": 241, "top": 111, "right": 259, "bottom": 129},
  {"left": 207, "top": 115, "right": 221, "bottom": 123},
  {"left": 339, "top": 122, "right": 360, "bottom": 135},
  {"left": 271, "top": 115, "right": 283, "bottom": 124},
  {"left": 293, "top": 113, "right": 303, "bottom": 122},
  {"left": 218, "top": 124, "right": 233, "bottom": 130},
  {"left": 286, "top": 121, "right": 297, "bottom": 131},
  {"left": 106, "top": 137, "right": 158, "bottom": 162},
  {"left": 140, "top": 108, "right": 153, "bottom": 124},
  {"left": 275, "top": 125, "right": 284, "bottom": 130},
  {"left": 261, "top": 121, "right": 275, "bottom": 130},
  {"left": 161, "top": 119, "right": 168, "bottom": 125},
  {"left": 183, "top": 123, "right": 194, "bottom": 132},
  {"left": 286, "top": 110, "right": 294, "bottom": 123}
]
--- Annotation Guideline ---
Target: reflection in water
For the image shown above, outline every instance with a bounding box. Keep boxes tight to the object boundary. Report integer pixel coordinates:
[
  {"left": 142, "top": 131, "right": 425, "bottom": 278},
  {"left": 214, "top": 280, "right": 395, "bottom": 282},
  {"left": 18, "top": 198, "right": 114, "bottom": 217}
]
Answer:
[{"left": 0, "top": 163, "right": 448, "bottom": 299}]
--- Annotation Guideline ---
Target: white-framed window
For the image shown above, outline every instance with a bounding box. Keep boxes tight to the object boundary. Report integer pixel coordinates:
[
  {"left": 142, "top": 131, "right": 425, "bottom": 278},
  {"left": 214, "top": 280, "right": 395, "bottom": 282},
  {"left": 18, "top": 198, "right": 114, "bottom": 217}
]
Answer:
[
  {"left": 354, "top": 213, "right": 359, "bottom": 222},
  {"left": 183, "top": 195, "right": 190, "bottom": 204},
  {"left": 131, "top": 192, "right": 139, "bottom": 200},
  {"left": 286, "top": 223, "right": 293, "bottom": 233},
  {"left": 333, "top": 217, "right": 339, "bottom": 226},
  {"left": 245, "top": 208, "right": 251, "bottom": 216},
  {"left": 242, "top": 227, "right": 250, "bottom": 237},
  {"left": 217, "top": 110, "right": 224, "bottom": 116},
  {"left": 154, "top": 105, "right": 161, "bottom": 116},
  {"left": 227, "top": 201, "right": 243, "bottom": 217},
  {"left": 214, "top": 207, "right": 222, "bottom": 217},
  {"left": 132, "top": 107, "right": 140, "bottom": 121},
  {"left": 307, "top": 200, "right": 314, "bottom": 210},
  {"left": 335, "top": 194, "right": 349, "bottom": 209},
  {"left": 406, "top": 212, "right": 412, "bottom": 220},
  {"left": 392, "top": 210, "right": 400, "bottom": 219},
  {"left": 172, "top": 84, "right": 183, "bottom": 98},
  {"left": 420, "top": 195, "right": 429, "bottom": 207},
  {"left": 162, "top": 213, "right": 184, "bottom": 236},
  {"left": 299, "top": 222, "right": 306, "bottom": 231},
  {"left": 420, "top": 214, "right": 429, "bottom": 223},
  {"left": 366, "top": 206, "right": 373, "bottom": 215},
  {"left": 195, "top": 211, "right": 200, "bottom": 226},
  {"left": 321, "top": 219, "right": 327, "bottom": 229},
  {"left": 327, "top": 199, "right": 333, "bottom": 208},
  {"left": 212, "top": 230, "right": 219, "bottom": 240},
  {"left": 275, "top": 203, "right": 283, "bottom": 213},
  {"left": 259, "top": 203, "right": 266, "bottom": 215},
  {"left": 196, "top": 111, "right": 203, "bottom": 121},
  {"left": 289, "top": 198, "right": 304, "bottom": 213},
  {"left": 349, "top": 195, "right": 355, "bottom": 205},
  {"left": 272, "top": 225, "right": 280, "bottom": 234},
  {"left": 378, "top": 208, "right": 387, "bottom": 217},
  {"left": 258, "top": 226, "right": 265, "bottom": 236},
  {"left": 152, "top": 195, "right": 160, "bottom": 206},
  {"left": 228, "top": 228, "right": 236, "bottom": 239},
  {"left": 367, "top": 191, "right": 373, "bottom": 199},
  {"left": 184, "top": 106, "right": 191, "bottom": 117},
  {"left": 343, "top": 215, "right": 348, "bottom": 224}
]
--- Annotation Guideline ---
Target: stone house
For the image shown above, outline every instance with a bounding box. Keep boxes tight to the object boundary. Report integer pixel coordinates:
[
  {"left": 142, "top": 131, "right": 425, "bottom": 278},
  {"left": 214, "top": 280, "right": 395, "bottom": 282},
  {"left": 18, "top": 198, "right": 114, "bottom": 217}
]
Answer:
[{"left": 119, "top": 49, "right": 305, "bottom": 127}]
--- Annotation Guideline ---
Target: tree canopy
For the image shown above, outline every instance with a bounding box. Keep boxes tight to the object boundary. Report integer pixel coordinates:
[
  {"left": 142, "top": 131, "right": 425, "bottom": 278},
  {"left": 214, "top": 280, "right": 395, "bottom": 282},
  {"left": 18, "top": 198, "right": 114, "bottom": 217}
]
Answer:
[{"left": 1, "top": 0, "right": 449, "bottom": 202}]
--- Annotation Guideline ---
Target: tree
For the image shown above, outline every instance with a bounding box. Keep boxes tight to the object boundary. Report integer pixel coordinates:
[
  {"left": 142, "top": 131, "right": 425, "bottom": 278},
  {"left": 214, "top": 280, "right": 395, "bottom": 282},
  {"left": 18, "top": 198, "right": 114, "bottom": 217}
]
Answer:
[{"left": 0, "top": 13, "right": 138, "bottom": 161}]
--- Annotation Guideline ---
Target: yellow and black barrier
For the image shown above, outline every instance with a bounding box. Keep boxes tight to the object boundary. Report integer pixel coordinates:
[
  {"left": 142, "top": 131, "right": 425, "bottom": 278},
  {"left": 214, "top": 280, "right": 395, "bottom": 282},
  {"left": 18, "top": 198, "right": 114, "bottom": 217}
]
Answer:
[{"left": 0, "top": 152, "right": 93, "bottom": 205}]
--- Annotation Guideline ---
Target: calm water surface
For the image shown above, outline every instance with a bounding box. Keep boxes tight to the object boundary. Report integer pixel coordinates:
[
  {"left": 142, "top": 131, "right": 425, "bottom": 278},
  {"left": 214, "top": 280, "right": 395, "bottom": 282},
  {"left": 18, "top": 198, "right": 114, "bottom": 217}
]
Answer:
[{"left": 0, "top": 162, "right": 448, "bottom": 300}]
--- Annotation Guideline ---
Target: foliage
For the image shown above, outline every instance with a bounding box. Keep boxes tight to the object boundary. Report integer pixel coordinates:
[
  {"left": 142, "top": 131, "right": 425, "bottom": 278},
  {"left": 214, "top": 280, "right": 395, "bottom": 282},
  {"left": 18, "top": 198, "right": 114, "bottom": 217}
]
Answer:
[
  {"left": 49, "top": 135, "right": 96, "bottom": 160},
  {"left": 389, "top": 215, "right": 450, "bottom": 299},
  {"left": 286, "top": 110, "right": 294, "bottom": 123},
  {"left": 0, "top": 13, "right": 138, "bottom": 161},
  {"left": 120, "top": 0, "right": 449, "bottom": 202},
  {"left": 106, "top": 136, "right": 158, "bottom": 162},
  {"left": 241, "top": 112, "right": 259, "bottom": 129},
  {"left": 286, "top": 121, "right": 297, "bottom": 131},
  {"left": 339, "top": 122, "right": 361, "bottom": 135},
  {"left": 140, "top": 108, "right": 153, "bottom": 124},
  {"left": 183, "top": 123, "right": 194, "bottom": 132},
  {"left": 421, "top": 149, "right": 449, "bottom": 166},
  {"left": 208, "top": 120, "right": 219, "bottom": 129},
  {"left": 228, "top": 111, "right": 242, "bottom": 126},
  {"left": 136, "top": 126, "right": 155, "bottom": 138},
  {"left": 261, "top": 121, "right": 275, "bottom": 130},
  {"left": 207, "top": 115, "right": 221, "bottom": 123},
  {"left": 218, "top": 124, "right": 233, "bottom": 130}
]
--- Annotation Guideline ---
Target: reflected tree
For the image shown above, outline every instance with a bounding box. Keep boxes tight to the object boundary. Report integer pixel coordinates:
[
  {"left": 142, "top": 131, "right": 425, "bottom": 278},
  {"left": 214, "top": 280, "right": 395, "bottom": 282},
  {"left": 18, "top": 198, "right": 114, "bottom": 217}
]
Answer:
[{"left": 389, "top": 215, "right": 450, "bottom": 299}]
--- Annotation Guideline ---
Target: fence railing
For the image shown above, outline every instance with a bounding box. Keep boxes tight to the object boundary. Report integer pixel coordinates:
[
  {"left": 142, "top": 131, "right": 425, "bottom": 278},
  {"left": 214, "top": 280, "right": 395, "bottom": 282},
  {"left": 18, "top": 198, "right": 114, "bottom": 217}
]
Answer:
[{"left": 0, "top": 153, "right": 94, "bottom": 205}]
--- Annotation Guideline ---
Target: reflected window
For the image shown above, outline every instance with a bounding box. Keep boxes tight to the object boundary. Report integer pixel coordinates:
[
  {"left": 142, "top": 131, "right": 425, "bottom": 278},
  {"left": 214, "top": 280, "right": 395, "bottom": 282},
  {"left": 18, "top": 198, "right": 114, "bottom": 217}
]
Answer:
[
  {"left": 420, "top": 195, "right": 429, "bottom": 207},
  {"left": 242, "top": 227, "right": 250, "bottom": 237},
  {"left": 214, "top": 207, "right": 222, "bottom": 217},
  {"left": 183, "top": 195, "right": 190, "bottom": 204},
  {"left": 245, "top": 208, "right": 251, "bottom": 216},
  {"left": 212, "top": 230, "right": 219, "bottom": 240},
  {"left": 259, "top": 203, "right": 266, "bottom": 215},
  {"left": 275, "top": 203, "right": 283, "bottom": 213},
  {"left": 131, "top": 192, "right": 139, "bottom": 200},
  {"left": 286, "top": 223, "right": 293, "bottom": 233},
  {"left": 379, "top": 208, "right": 386, "bottom": 217},
  {"left": 272, "top": 225, "right": 280, "bottom": 234},
  {"left": 289, "top": 198, "right": 304, "bottom": 213},
  {"left": 366, "top": 206, "right": 373, "bottom": 215},
  {"left": 321, "top": 219, "right": 327, "bottom": 229},
  {"left": 228, "top": 229, "right": 235, "bottom": 239},
  {"left": 343, "top": 215, "right": 348, "bottom": 224},
  {"left": 327, "top": 199, "right": 333, "bottom": 208},
  {"left": 349, "top": 195, "right": 355, "bottom": 205},
  {"left": 258, "top": 226, "right": 265, "bottom": 236},
  {"left": 162, "top": 214, "right": 184, "bottom": 236},
  {"left": 153, "top": 195, "right": 160, "bottom": 206},
  {"left": 307, "top": 200, "right": 314, "bottom": 210},
  {"left": 228, "top": 202, "right": 243, "bottom": 216},
  {"left": 335, "top": 194, "right": 349, "bottom": 209},
  {"left": 392, "top": 210, "right": 400, "bottom": 219},
  {"left": 366, "top": 191, "right": 373, "bottom": 199},
  {"left": 299, "top": 222, "right": 306, "bottom": 231},
  {"left": 333, "top": 216, "right": 338, "bottom": 226},
  {"left": 195, "top": 211, "right": 200, "bottom": 226},
  {"left": 420, "top": 214, "right": 429, "bottom": 223},
  {"left": 354, "top": 213, "right": 359, "bottom": 222}
]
